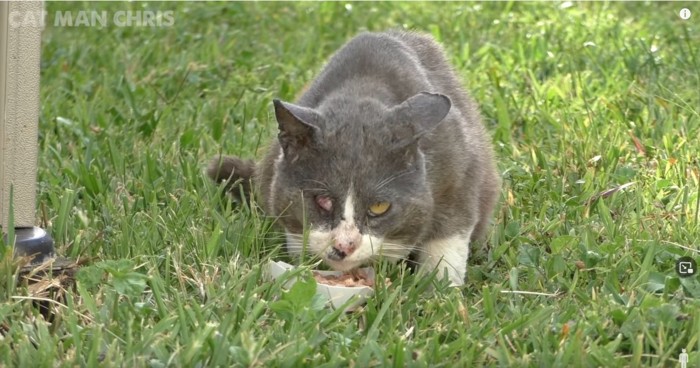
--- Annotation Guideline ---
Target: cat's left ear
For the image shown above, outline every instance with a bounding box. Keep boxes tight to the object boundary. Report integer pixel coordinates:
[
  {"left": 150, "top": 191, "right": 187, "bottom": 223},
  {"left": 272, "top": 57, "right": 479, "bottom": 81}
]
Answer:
[
  {"left": 273, "top": 99, "right": 322, "bottom": 160},
  {"left": 391, "top": 92, "right": 451, "bottom": 146}
]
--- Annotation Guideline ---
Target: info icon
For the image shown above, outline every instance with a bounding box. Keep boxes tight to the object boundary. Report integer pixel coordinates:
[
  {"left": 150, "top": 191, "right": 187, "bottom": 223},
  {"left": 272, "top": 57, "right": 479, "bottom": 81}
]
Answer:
[{"left": 676, "top": 256, "right": 697, "bottom": 278}]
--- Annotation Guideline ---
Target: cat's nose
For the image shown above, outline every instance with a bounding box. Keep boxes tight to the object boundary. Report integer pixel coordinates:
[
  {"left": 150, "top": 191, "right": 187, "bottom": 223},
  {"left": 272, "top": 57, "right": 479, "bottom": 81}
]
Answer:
[
  {"left": 327, "top": 246, "right": 347, "bottom": 261},
  {"left": 329, "top": 241, "right": 356, "bottom": 260},
  {"left": 329, "top": 222, "right": 361, "bottom": 260},
  {"left": 336, "top": 240, "right": 356, "bottom": 255}
]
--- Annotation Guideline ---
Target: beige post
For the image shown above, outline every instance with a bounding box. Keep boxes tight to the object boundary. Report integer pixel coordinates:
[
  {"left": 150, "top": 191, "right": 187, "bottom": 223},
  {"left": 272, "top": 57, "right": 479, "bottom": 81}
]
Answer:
[
  {"left": 0, "top": 1, "right": 43, "bottom": 229},
  {"left": 1, "top": 1, "right": 53, "bottom": 262}
]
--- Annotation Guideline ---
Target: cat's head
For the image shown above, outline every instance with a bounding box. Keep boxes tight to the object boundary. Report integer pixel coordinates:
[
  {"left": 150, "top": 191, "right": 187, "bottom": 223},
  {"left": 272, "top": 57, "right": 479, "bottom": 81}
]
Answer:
[{"left": 270, "top": 92, "right": 451, "bottom": 271}]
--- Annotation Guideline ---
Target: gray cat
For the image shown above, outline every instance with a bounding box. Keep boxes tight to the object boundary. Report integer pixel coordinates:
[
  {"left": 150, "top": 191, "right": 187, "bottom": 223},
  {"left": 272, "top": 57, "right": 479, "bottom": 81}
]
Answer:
[{"left": 208, "top": 30, "right": 500, "bottom": 286}]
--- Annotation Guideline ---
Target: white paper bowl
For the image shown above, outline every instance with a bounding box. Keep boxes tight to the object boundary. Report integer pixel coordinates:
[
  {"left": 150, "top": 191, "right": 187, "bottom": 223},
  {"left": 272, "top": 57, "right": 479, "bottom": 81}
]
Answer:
[{"left": 266, "top": 260, "right": 375, "bottom": 311}]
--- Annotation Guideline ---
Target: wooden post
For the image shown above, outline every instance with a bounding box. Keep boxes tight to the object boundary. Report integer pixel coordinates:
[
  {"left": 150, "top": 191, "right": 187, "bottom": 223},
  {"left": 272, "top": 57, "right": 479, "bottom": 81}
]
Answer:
[{"left": 0, "top": 1, "right": 54, "bottom": 263}]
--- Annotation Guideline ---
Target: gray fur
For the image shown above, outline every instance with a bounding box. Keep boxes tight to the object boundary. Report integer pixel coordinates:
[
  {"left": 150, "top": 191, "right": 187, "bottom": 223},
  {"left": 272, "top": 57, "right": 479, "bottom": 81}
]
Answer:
[{"left": 208, "top": 31, "right": 500, "bottom": 285}]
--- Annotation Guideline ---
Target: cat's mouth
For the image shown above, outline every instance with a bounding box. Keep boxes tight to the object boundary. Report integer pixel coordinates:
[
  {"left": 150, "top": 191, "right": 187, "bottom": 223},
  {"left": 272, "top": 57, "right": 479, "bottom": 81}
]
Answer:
[
  {"left": 322, "top": 256, "right": 366, "bottom": 272},
  {"left": 285, "top": 227, "right": 383, "bottom": 271}
]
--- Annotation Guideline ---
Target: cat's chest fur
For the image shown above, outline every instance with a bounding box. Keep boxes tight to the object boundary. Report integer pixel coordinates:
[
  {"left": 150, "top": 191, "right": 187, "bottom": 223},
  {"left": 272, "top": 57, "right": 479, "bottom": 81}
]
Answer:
[{"left": 211, "top": 30, "right": 500, "bottom": 286}]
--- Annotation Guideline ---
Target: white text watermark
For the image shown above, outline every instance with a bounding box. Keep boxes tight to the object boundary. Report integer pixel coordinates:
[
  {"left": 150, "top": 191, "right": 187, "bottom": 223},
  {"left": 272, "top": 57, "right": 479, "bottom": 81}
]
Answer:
[{"left": 8, "top": 10, "right": 175, "bottom": 28}]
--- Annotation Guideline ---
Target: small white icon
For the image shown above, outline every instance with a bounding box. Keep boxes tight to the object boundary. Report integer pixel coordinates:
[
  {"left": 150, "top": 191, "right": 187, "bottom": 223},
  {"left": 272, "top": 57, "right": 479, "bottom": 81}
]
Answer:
[
  {"left": 680, "top": 8, "right": 691, "bottom": 20},
  {"left": 679, "top": 262, "right": 694, "bottom": 275},
  {"left": 680, "top": 348, "right": 688, "bottom": 368}
]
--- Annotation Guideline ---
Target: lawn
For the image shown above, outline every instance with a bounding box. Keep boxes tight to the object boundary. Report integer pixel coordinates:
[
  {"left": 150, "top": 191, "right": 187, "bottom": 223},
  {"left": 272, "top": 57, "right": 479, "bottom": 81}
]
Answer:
[{"left": 1, "top": 1, "right": 699, "bottom": 367}]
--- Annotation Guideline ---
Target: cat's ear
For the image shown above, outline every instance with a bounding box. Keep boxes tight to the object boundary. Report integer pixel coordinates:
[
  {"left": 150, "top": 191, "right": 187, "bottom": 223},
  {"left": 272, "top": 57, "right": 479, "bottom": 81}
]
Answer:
[
  {"left": 273, "top": 99, "right": 322, "bottom": 160},
  {"left": 391, "top": 92, "right": 451, "bottom": 147}
]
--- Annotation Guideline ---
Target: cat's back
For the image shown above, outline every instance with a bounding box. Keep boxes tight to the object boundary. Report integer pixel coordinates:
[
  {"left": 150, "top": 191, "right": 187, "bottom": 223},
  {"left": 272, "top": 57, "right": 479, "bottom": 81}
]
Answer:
[
  {"left": 298, "top": 31, "right": 448, "bottom": 107},
  {"left": 299, "top": 31, "right": 481, "bottom": 126}
]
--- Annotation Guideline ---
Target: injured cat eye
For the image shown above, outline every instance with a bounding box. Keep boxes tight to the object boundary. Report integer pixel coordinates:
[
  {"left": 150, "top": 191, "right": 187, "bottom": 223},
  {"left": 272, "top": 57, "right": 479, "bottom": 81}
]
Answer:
[
  {"left": 368, "top": 201, "right": 391, "bottom": 216},
  {"left": 315, "top": 195, "right": 333, "bottom": 212}
]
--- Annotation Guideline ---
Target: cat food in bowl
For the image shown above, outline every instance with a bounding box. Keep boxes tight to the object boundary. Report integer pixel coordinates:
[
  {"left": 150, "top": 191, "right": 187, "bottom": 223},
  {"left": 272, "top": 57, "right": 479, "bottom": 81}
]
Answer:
[
  {"left": 267, "top": 260, "right": 376, "bottom": 311},
  {"left": 313, "top": 270, "right": 375, "bottom": 287}
]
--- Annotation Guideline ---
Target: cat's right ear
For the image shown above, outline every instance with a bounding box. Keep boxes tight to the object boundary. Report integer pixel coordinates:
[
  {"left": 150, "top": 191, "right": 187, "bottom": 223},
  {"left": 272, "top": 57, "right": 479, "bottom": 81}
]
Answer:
[
  {"left": 273, "top": 99, "right": 322, "bottom": 160},
  {"left": 390, "top": 92, "right": 451, "bottom": 147}
]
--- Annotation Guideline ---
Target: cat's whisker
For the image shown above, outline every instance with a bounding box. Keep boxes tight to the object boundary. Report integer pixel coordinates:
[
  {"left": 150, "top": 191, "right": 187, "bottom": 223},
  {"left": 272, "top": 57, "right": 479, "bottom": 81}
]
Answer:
[
  {"left": 378, "top": 242, "right": 421, "bottom": 251},
  {"left": 302, "top": 188, "right": 330, "bottom": 194},
  {"left": 377, "top": 241, "right": 410, "bottom": 247},
  {"left": 284, "top": 238, "right": 303, "bottom": 243},
  {"left": 302, "top": 179, "right": 330, "bottom": 192},
  {"left": 285, "top": 247, "right": 306, "bottom": 252},
  {"left": 375, "top": 170, "right": 413, "bottom": 190},
  {"left": 374, "top": 169, "right": 416, "bottom": 191}
]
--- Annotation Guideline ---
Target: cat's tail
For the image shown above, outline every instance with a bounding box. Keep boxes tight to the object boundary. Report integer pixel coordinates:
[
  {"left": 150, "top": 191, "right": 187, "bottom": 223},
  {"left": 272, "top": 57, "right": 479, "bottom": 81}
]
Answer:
[{"left": 206, "top": 155, "right": 256, "bottom": 205}]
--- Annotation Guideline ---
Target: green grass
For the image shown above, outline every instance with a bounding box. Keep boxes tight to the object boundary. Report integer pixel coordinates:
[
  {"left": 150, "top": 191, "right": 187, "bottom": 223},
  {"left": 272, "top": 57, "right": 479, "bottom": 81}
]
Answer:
[{"left": 1, "top": 1, "right": 699, "bottom": 366}]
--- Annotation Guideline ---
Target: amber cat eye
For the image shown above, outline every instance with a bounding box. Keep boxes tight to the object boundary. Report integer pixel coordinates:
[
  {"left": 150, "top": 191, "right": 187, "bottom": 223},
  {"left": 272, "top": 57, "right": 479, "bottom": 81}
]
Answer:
[{"left": 368, "top": 201, "right": 391, "bottom": 216}]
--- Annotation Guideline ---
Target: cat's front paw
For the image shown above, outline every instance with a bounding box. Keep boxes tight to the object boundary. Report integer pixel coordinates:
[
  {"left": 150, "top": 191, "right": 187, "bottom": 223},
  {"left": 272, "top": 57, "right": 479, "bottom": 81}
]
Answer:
[{"left": 416, "top": 232, "right": 471, "bottom": 288}]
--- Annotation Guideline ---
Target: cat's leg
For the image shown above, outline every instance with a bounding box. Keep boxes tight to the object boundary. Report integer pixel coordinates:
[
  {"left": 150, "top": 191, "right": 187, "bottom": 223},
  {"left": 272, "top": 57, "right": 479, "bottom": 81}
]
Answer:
[{"left": 417, "top": 229, "right": 473, "bottom": 286}]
